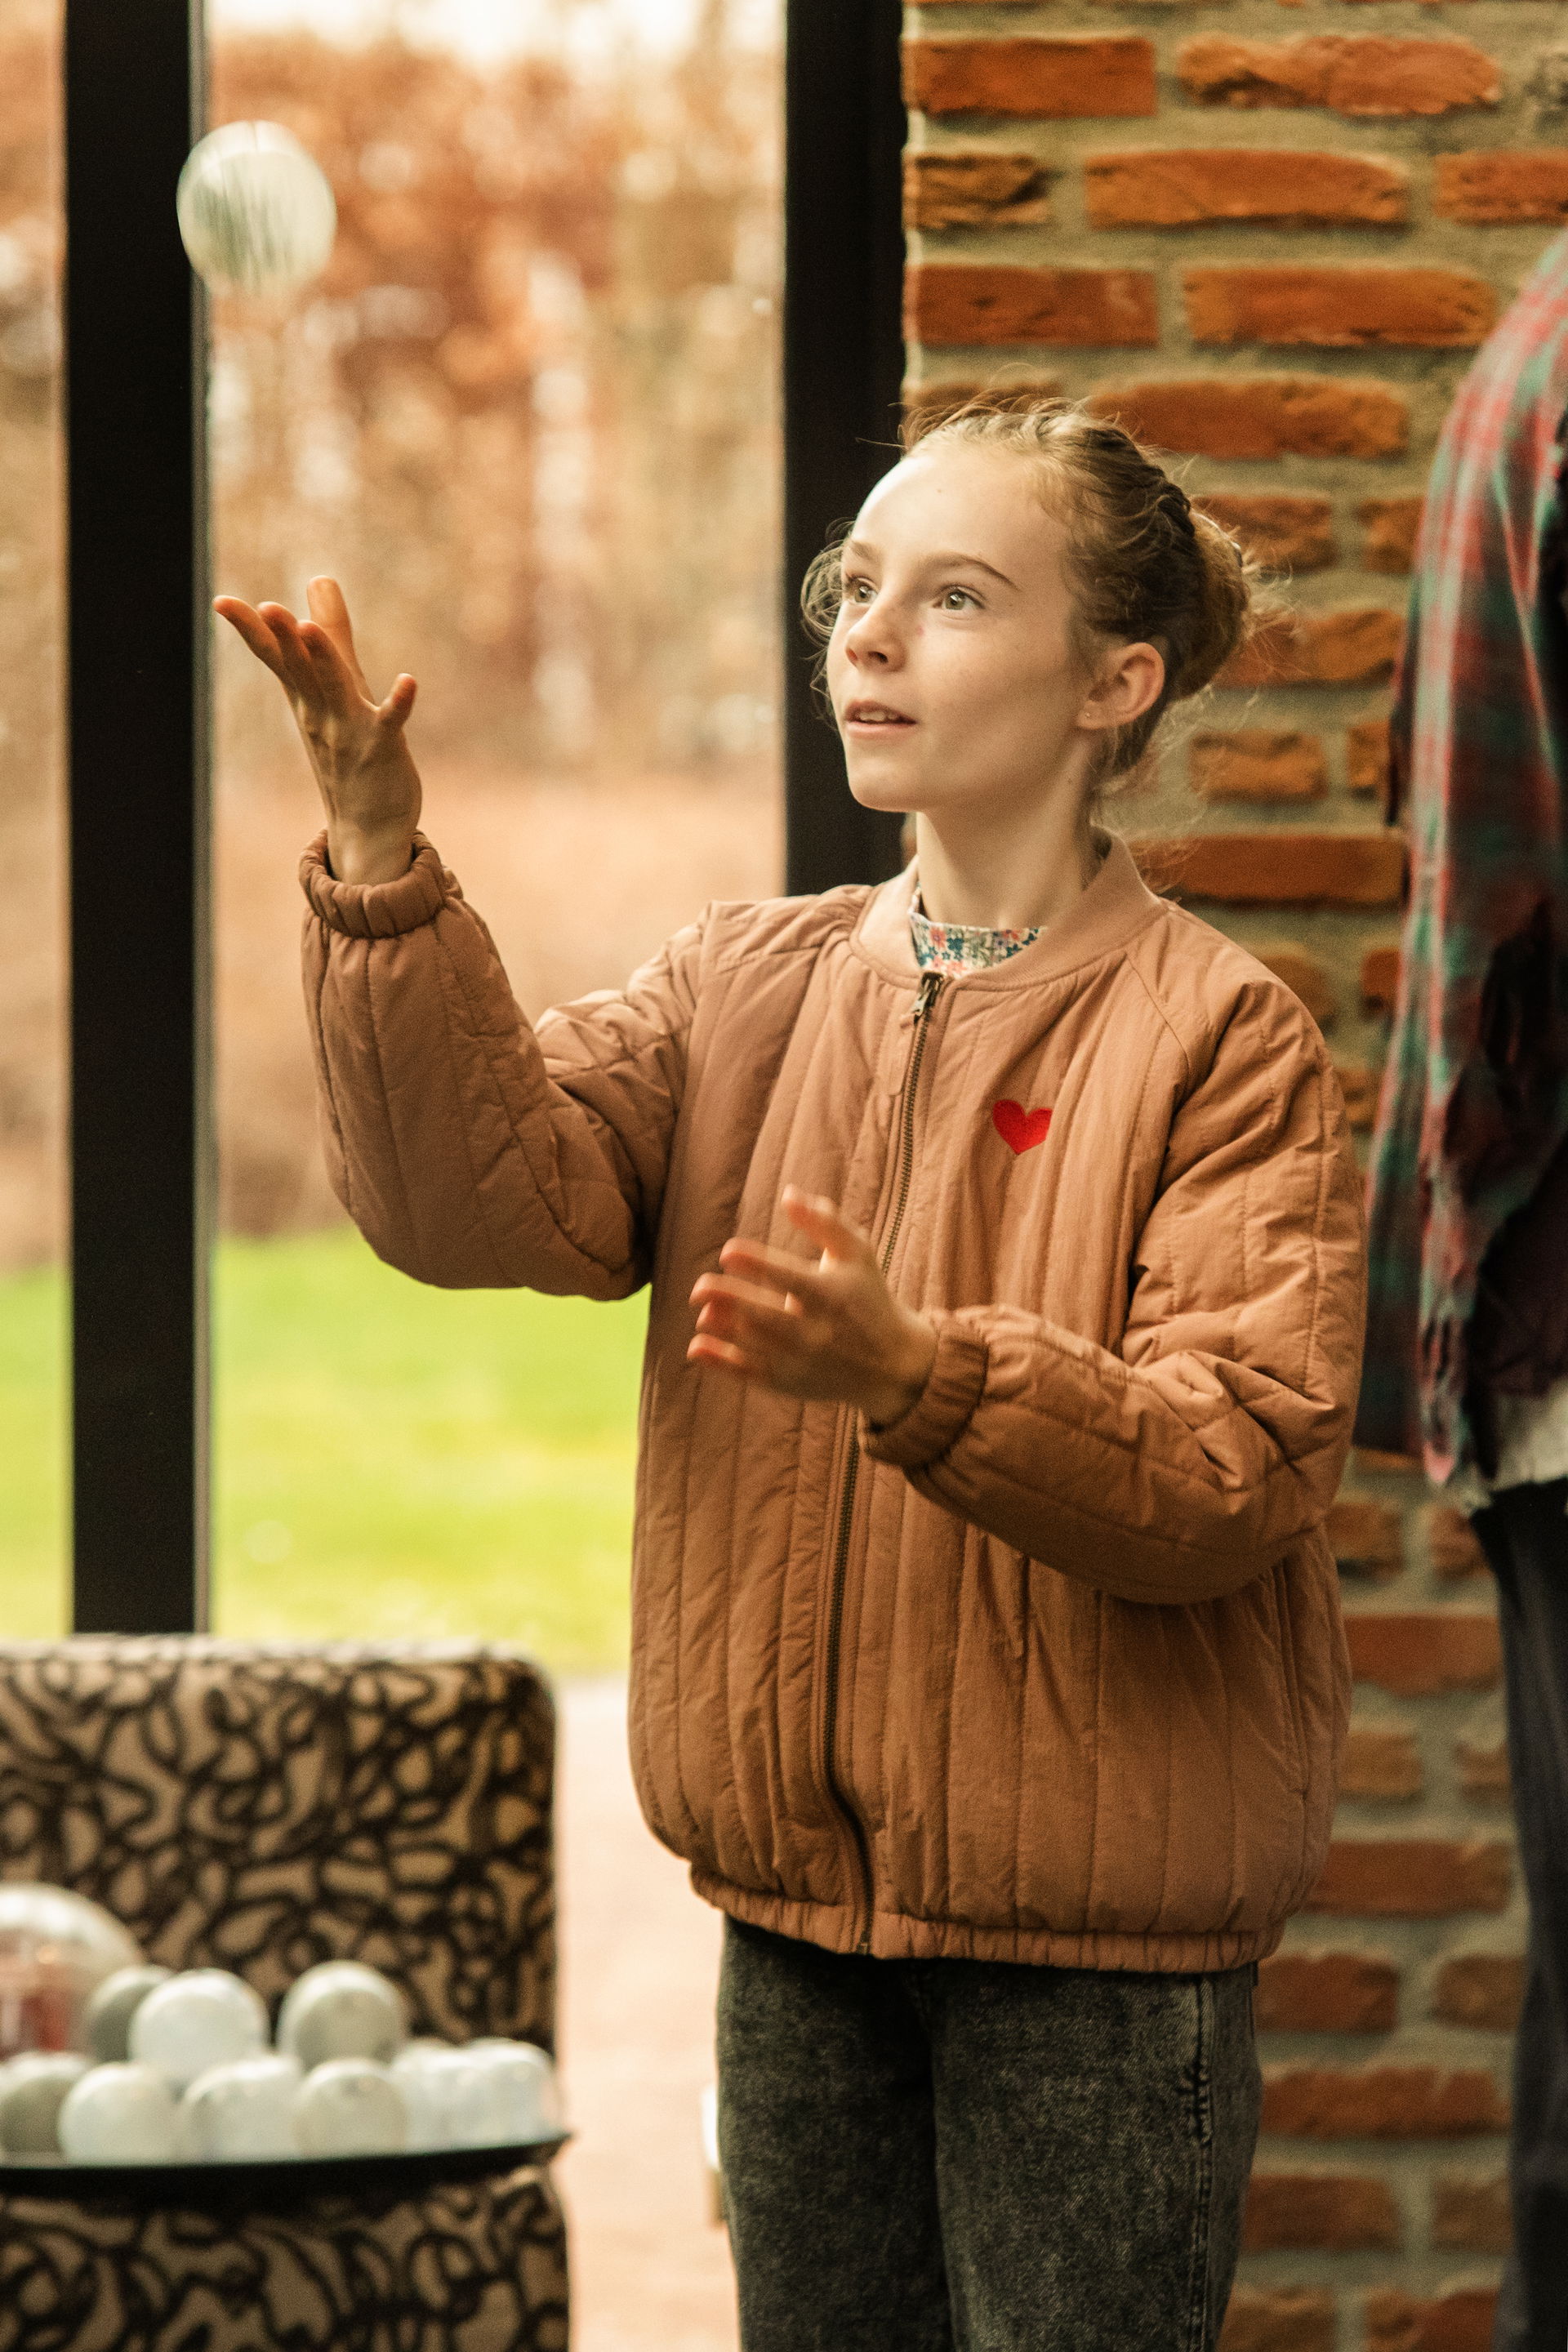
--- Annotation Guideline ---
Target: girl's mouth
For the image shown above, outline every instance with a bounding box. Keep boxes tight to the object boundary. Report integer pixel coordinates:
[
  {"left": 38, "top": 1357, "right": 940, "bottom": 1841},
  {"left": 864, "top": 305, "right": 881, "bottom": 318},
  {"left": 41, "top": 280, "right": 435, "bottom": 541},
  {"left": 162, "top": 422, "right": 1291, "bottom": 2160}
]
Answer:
[{"left": 844, "top": 702, "right": 915, "bottom": 728}]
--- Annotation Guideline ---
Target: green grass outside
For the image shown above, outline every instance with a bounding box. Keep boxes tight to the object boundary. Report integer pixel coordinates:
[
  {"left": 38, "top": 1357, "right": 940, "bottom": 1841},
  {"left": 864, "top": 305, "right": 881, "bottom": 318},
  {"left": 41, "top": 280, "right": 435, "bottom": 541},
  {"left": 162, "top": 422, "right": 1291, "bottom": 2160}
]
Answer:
[{"left": 0, "top": 1228, "right": 647, "bottom": 1672}]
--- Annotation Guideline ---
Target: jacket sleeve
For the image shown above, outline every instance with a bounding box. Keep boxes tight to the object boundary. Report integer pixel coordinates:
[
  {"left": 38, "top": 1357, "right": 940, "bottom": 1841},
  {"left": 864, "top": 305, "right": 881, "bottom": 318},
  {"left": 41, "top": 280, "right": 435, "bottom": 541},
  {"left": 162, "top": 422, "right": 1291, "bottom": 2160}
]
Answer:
[
  {"left": 300, "top": 832, "right": 697, "bottom": 1297},
  {"left": 863, "top": 991, "right": 1368, "bottom": 1604}
]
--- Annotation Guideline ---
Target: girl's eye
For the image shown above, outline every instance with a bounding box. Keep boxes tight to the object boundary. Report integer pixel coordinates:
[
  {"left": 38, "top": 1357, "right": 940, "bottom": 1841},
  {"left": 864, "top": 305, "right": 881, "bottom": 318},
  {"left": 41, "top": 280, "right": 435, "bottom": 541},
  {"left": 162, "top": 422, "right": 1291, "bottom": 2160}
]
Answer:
[
  {"left": 842, "top": 576, "right": 875, "bottom": 604},
  {"left": 939, "top": 586, "right": 980, "bottom": 612}
]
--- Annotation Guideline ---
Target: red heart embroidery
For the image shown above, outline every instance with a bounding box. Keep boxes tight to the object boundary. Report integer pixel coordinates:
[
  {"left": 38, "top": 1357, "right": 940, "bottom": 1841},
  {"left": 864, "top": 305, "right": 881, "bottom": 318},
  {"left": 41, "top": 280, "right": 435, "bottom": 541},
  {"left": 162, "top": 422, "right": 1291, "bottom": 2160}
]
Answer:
[{"left": 992, "top": 1099, "right": 1053, "bottom": 1155}]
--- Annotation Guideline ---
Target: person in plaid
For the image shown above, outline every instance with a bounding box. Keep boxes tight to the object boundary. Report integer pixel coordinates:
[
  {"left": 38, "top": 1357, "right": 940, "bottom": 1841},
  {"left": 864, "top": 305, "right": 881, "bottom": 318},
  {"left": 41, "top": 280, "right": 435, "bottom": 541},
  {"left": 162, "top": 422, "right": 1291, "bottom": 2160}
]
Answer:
[{"left": 1361, "top": 229, "right": 1568, "bottom": 2352}]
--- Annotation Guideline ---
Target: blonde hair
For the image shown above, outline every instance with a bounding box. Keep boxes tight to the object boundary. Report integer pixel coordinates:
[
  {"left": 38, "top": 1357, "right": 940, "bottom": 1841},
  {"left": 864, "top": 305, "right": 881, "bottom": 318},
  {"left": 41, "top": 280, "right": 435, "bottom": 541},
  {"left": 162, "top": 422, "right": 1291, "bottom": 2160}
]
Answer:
[{"left": 802, "top": 394, "right": 1254, "bottom": 783}]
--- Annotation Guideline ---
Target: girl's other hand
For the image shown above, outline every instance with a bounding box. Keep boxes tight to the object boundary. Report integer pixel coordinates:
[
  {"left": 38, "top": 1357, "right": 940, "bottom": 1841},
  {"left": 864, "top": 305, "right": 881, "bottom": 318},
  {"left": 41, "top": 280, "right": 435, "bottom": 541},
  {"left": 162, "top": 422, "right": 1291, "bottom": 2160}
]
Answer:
[
  {"left": 688, "top": 1187, "right": 938, "bottom": 1427},
  {"left": 213, "top": 576, "right": 421, "bottom": 885}
]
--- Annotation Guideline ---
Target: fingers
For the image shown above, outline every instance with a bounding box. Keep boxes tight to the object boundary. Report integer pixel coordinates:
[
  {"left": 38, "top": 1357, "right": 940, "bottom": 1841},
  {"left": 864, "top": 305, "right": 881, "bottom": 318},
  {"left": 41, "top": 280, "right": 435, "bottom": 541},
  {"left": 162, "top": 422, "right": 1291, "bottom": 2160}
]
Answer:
[
  {"left": 212, "top": 597, "right": 290, "bottom": 683},
  {"left": 691, "top": 1275, "right": 808, "bottom": 1346},
  {"left": 782, "top": 1187, "right": 875, "bottom": 1263},
  {"left": 252, "top": 601, "right": 338, "bottom": 705},
  {"left": 379, "top": 674, "right": 419, "bottom": 728},
  {"left": 266, "top": 603, "right": 368, "bottom": 719},
  {"left": 715, "top": 1237, "right": 826, "bottom": 1300},
  {"left": 306, "top": 576, "right": 370, "bottom": 693},
  {"left": 685, "top": 1332, "right": 764, "bottom": 1382}
]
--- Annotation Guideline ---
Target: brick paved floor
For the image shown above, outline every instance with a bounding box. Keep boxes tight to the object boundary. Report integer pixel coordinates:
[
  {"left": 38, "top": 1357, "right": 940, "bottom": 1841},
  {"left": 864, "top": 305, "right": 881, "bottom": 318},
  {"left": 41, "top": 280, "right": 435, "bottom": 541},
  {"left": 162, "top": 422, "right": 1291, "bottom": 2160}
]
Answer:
[{"left": 557, "top": 1677, "right": 738, "bottom": 2352}]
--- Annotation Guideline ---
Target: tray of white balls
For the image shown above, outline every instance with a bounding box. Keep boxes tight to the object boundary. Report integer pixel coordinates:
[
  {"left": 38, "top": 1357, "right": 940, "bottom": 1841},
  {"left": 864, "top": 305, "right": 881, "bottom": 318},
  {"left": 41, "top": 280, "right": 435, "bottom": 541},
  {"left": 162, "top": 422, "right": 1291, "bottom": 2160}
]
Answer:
[{"left": 0, "top": 1960, "right": 568, "bottom": 2206}]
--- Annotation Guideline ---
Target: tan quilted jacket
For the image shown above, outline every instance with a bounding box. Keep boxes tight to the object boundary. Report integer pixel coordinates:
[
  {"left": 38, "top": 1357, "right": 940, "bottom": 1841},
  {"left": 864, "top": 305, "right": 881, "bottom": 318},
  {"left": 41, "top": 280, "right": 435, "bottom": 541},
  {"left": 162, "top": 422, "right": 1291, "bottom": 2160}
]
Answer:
[{"left": 302, "top": 829, "right": 1365, "bottom": 1971}]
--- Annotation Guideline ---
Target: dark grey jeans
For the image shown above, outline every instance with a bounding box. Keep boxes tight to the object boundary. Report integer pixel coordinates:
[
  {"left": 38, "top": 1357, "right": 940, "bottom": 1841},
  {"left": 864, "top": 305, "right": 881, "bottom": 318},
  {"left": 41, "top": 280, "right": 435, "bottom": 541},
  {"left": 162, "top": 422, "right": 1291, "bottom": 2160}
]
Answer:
[
  {"left": 715, "top": 1917, "right": 1261, "bottom": 2352},
  {"left": 1469, "top": 1481, "right": 1568, "bottom": 2352}
]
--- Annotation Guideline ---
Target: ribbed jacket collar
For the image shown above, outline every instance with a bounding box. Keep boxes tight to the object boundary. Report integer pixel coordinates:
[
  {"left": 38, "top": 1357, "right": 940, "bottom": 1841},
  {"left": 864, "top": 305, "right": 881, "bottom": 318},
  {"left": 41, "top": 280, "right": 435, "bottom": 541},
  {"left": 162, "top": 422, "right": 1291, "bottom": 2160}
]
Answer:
[{"left": 852, "top": 831, "right": 1165, "bottom": 991}]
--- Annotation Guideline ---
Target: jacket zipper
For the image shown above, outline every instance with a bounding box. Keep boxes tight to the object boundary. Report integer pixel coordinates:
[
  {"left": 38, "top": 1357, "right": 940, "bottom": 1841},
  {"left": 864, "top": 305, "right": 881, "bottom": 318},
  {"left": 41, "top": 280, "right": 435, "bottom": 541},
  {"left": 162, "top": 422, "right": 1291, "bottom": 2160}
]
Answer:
[{"left": 821, "top": 969, "right": 944, "bottom": 1955}]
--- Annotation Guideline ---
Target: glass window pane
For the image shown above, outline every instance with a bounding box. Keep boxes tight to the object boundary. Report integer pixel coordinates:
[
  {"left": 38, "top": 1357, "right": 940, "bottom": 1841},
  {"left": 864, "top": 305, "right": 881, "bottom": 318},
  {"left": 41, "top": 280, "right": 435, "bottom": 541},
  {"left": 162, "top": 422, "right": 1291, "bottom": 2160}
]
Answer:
[
  {"left": 0, "top": 0, "right": 67, "bottom": 1639},
  {"left": 207, "top": 1, "right": 781, "bottom": 1661}
]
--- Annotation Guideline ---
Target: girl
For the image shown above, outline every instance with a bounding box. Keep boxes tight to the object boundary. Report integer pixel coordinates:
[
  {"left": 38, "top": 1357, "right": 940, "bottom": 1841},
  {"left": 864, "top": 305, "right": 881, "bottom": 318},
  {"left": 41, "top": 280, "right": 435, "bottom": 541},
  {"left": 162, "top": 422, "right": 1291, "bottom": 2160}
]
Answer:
[{"left": 218, "top": 399, "right": 1365, "bottom": 2351}]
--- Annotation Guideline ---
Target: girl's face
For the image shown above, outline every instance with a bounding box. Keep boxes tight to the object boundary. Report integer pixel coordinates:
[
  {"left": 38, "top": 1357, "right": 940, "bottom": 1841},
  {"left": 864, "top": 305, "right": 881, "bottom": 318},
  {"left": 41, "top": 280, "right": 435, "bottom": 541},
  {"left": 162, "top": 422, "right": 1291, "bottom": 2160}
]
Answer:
[{"left": 825, "top": 443, "right": 1158, "bottom": 826}]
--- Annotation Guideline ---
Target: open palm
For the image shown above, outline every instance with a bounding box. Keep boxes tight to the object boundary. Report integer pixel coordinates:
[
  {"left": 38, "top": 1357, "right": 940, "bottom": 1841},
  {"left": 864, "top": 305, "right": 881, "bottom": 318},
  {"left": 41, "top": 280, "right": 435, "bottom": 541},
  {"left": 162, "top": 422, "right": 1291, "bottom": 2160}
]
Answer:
[{"left": 214, "top": 575, "right": 422, "bottom": 885}]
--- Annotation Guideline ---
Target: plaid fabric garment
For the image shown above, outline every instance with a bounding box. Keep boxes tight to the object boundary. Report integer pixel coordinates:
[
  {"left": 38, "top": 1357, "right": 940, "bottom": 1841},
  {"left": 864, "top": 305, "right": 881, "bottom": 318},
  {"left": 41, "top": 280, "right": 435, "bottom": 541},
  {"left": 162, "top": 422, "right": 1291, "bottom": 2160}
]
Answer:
[{"left": 1360, "top": 227, "right": 1568, "bottom": 1481}]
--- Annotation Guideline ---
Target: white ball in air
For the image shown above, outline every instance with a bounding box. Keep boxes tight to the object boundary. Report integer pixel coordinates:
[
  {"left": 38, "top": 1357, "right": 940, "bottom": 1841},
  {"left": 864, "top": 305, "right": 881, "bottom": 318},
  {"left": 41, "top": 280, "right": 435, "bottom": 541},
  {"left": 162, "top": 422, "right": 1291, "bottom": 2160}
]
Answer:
[
  {"left": 84, "top": 1965, "right": 174, "bottom": 2065},
  {"left": 0, "top": 2051, "right": 91, "bottom": 2154},
  {"left": 278, "top": 1962, "right": 406, "bottom": 2071},
  {"left": 129, "top": 1970, "right": 268, "bottom": 2091},
  {"left": 176, "top": 121, "right": 336, "bottom": 298},
  {"left": 180, "top": 2056, "right": 302, "bottom": 2162},
  {"left": 58, "top": 2063, "right": 179, "bottom": 2164},
  {"left": 294, "top": 2058, "right": 407, "bottom": 2158}
]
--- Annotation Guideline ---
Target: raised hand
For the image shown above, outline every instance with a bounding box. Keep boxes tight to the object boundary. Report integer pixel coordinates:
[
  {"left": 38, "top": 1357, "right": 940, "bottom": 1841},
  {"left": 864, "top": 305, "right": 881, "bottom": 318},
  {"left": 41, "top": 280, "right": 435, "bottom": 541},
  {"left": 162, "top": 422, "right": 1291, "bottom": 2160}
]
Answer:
[
  {"left": 688, "top": 1187, "right": 938, "bottom": 1427},
  {"left": 213, "top": 576, "right": 421, "bottom": 885}
]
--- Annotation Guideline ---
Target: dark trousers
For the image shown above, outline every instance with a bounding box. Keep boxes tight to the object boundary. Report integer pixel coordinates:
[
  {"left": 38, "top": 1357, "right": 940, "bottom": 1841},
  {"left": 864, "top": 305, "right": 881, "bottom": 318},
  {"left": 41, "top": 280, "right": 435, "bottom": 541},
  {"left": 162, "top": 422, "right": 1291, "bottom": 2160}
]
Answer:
[
  {"left": 715, "top": 1916, "right": 1260, "bottom": 2352},
  {"left": 1470, "top": 1481, "right": 1568, "bottom": 2352}
]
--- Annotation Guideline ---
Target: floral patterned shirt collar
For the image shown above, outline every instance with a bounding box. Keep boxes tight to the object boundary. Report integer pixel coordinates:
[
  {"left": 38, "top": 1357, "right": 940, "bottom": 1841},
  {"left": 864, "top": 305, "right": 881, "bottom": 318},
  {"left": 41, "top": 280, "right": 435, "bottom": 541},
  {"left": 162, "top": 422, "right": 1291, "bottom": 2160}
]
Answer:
[{"left": 910, "top": 896, "right": 1045, "bottom": 977}]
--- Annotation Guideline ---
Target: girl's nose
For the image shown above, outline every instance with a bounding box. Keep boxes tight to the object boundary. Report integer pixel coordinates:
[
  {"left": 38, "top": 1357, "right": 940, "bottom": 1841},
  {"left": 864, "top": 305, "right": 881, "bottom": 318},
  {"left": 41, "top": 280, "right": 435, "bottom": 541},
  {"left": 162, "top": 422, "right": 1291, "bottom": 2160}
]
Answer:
[{"left": 844, "top": 596, "right": 902, "bottom": 668}]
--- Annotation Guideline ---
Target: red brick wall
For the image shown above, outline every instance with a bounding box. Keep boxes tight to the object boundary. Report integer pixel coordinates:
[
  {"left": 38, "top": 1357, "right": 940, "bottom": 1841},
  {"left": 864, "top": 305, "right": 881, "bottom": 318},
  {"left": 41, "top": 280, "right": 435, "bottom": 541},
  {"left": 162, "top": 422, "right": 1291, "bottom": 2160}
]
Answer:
[{"left": 900, "top": 3, "right": 1561, "bottom": 2341}]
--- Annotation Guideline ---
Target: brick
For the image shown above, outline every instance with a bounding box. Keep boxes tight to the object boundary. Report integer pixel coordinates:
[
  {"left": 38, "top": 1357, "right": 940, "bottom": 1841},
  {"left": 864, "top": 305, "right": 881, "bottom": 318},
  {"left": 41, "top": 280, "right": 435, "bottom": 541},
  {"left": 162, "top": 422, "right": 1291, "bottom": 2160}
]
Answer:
[
  {"left": 1361, "top": 945, "right": 1401, "bottom": 1011},
  {"left": 1364, "top": 2287, "right": 1498, "bottom": 2352},
  {"left": 1254, "top": 1949, "right": 1399, "bottom": 2031},
  {"left": 1192, "top": 731, "right": 1328, "bottom": 804},
  {"left": 1089, "top": 375, "right": 1406, "bottom": 459},
  {"left": 1252, "top": 945, "right": 1337, "bottom": 1025},
  {"left": 1305, "top": 1838, "right": 1511, "bottom": 1917},
  {"left": 1132, "top": 831, "right": 1405, "bottom": 906},
  {"left": 1084, "top": 148, "right": 1406, "bottom": 227},
  {"left": 1193, "top": 494, "right": 1334, "bottom": 572},
  {"left": 1436, "top": 150, "right": 1568, "bottom": 225},
  {"left": 1261, "top": 2063, "right": 1508, "bottom": 2139},
  {"left": 1345, "top": 1612, "right": 1500, "bottom": 1696},
  {"left": 1336, "top": 1062, "right": 1379, "bottom": 1131},
  {"left": 1220, "top": 608, "right": 1403, "bottom": 687},
  {"left": 1245, "top": 2170, "right": 1401, "bottom": 2251},
  {"left": 904, "top": 152, "right": 1054, "bottom": 230},
  {"left": 1360, "top": 497, "right": 1424, "bottom": 573},
  {"left": 1431, "top": 1953, "right": 1524, "bottom": 2031},
  {"left": 907, "top": 264, "right": 1159, "bottom": 348},
  {"left": 1186, "top": 265, "right": 1496, "bottom": 350},
  {"left": 1427, "top": 1503, "right": 1488, "bottom": 1580},
  {"left": 1218, "top": 2291, "right": 1335, "bottom": 2352},
  {"left": 904, "top": 36, "right": 1157, "bottom": 119},
  {"left": 902, "top": 376, "right": 1060, "bottom": 437},
  {"left": 1328, "top": 1496, "right": 1404, "bottom": 1579},
  {"left": 1348, "top": 718, "right": 1392, "bottom": 796},
  {"left": 1178, "top": 35, "right": 1502, "bottom": 118},
  {"left": 1340, "top": 1721, "right": 1423, "bottom": 1799},
  {"left": 1432, "top": 2173, "right": 1512, "bottom": 2254},
  {"left": 1456, "top": 1732, "right": 1511, "bottom": 1802}
]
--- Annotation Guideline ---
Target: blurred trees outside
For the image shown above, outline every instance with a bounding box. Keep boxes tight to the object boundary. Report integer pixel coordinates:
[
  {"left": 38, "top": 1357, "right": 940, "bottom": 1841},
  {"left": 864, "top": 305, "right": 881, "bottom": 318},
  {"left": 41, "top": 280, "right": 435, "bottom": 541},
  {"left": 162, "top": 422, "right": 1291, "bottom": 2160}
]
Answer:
[{"left": 0, "top": 0, "right": 782, "bottom": 1267}]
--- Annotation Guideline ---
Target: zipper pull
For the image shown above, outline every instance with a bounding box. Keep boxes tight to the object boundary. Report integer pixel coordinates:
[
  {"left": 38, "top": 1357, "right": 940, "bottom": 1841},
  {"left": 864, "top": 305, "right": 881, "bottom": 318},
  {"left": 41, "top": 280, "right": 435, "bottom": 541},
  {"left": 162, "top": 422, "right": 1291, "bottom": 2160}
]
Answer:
[{"left": 913, "top": 970, "right": 942, "bottom": 1022}]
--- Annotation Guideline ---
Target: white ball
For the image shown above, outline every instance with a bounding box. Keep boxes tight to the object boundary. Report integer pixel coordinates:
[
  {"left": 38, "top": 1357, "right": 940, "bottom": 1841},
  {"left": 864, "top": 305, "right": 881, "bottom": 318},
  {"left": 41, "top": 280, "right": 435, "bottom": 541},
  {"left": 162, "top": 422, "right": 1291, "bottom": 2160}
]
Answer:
[
  {"left": 294, "top": 2059, "right": 407, "bottom": 2158},
  {"left": 180, "top": 2056, "right": 302, "bottom": 2162},
  {"left": 176, "top": 121, "right": 336, "bottom": 298},
  {"left": 84, "top": 1966, "right": 174, "bottom": 2064},
  {"left": 58, "top": 2063, "right": 179, "bottom": 2164},
  {"left": 0, "top": 2052, "right": 91, "bottom": 2154},
  {"left": 129, "top": 1971, "right": 268, "bottom": 2091},
  {"left": 277, "top": 1962, "right": 406, "bottom": 2071},
  {"left": 390, "top": 2042, "right": 458, "bottom": 2152},
  {"left": 439, "top": 2042, "right": 564, "bottom": 2150}
]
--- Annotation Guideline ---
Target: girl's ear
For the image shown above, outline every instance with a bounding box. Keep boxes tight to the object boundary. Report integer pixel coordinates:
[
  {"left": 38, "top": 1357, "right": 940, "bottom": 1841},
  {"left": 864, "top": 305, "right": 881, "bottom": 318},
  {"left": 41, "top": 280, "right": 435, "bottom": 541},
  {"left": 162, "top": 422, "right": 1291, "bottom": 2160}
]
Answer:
[{"left": 1076, "top": 641, "right": 1166, "bottom": 736}]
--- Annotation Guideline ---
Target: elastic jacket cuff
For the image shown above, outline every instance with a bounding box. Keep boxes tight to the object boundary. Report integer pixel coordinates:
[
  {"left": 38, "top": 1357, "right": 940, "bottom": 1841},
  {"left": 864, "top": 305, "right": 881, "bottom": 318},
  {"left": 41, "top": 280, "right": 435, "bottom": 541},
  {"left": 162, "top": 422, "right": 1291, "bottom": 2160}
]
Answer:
[
  {"left": 300, "top": 830, "right": 448, "bottom": 939},
  {"left": 862, "top": 1316, "right": 988, "bottom": 1472}
]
